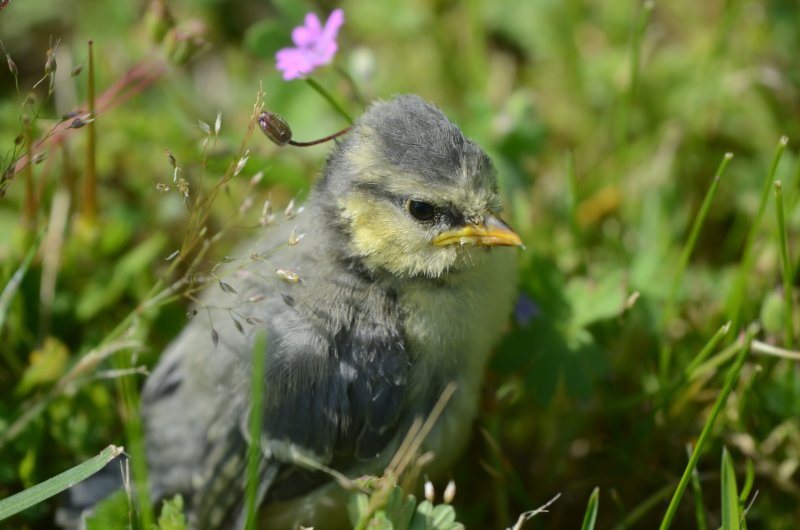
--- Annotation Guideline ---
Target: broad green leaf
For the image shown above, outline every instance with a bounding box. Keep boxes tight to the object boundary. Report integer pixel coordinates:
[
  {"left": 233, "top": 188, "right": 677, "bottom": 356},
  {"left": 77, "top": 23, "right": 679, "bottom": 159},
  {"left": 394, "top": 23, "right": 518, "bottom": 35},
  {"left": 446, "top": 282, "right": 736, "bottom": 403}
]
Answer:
[
  {"left": 410, "top": 500, "right": 434, "bottom": 530},
  {"left": 430, "top": 504, "right": 456, "bottom": 529},
  {"left": 565, "top": 272, "right": 627, "bottom": 329},
  {"left": 385, "top": 486, "right": 416, "bottom": 530},
  {"left": 15, "top": 337, "right": 69, "bottom": 395},
  {"left": 348, "top": 492, "right": 370, "bottom": 526},
  {"left": 85, "top": 490, "right": 131, "bottom": 530}
]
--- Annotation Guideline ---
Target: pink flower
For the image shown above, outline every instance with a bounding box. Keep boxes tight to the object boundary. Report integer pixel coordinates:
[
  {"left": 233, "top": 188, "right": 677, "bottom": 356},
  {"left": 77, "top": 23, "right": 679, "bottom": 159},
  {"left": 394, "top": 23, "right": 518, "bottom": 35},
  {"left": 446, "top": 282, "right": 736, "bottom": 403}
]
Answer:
[{"left": 276, "top": 9, "right": 344, "bottom": 81}]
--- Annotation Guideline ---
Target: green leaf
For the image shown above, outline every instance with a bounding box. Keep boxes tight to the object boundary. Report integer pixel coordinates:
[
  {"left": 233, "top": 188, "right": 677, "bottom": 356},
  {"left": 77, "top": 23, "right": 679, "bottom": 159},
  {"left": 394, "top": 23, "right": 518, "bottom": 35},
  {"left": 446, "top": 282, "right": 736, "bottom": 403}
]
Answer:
[
  {"left": 520, "top": 318, "right": 567, "bottom": 403},
  {"left": 15, "top": 336, "right": 69, "bottom": 395},
  {"left": 721, "top": 448, "right": 741, "bottom": 530},
  {"left": 85, "top": 490, "right": 131, "bottom": 530},
  {"left": 410, "top": 500, "right": 434, "bottom": 530},
  {"left": 565, "top": 272, "right": 627, "bottom": 330},
  {"left": 154, "top": 495, "right": 187, "bottom": 530},
  {"left": 385, "top": 486, "right": 416, "bottom": 530},
  {"left": 368, "top": 512, "right": 394, "bottom": 530},
  {"left": 430, "top": 504, "right": 457, "bottom": 529},
  {"left": 580, "top": 487, "right": 600, "bottom": 530},
  {"left": 348, "top": 492, "right": 370, "bottom": 526},
  {"left": 0, "top": 445, "right": 123, "bottom": 520}
]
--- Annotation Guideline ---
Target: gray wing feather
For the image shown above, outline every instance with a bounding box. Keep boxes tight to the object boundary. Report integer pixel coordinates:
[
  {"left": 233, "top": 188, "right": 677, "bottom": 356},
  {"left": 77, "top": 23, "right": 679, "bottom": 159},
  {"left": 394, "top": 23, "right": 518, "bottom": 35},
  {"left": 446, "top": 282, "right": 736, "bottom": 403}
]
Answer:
[{"left": 143, "top": 224, "right": 409, "bottom": 529}]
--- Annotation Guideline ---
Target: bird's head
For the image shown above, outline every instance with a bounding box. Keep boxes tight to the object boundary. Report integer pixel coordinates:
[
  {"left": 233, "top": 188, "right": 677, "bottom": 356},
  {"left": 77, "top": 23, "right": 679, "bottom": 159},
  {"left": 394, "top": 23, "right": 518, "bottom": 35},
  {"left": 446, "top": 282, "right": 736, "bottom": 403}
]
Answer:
[{"left": 315, "top": 95, "right": 522, "bottom": 278}]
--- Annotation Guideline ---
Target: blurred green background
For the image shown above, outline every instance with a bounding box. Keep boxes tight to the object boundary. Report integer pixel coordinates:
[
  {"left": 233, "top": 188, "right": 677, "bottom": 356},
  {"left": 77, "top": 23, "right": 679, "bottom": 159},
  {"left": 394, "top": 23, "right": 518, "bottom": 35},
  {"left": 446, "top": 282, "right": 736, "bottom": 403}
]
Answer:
[{"left": 1, "top": 0, "right": 800, "bottom": 528}]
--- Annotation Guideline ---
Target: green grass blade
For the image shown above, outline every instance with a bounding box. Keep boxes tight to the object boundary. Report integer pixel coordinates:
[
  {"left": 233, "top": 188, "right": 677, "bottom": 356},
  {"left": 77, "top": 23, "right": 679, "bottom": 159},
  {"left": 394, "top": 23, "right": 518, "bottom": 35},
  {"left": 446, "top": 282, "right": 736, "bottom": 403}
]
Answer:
[
  {"left": 0, "top": 444, "right": 123, "bottom": 520},
  {"left": 660, "top": 152, "right": 732, "bottom": 379},
  {"left": 658, "top": 324, "right": 757, "bottom": 530},
  {"left": 727, "top": 136, "right": 789, "bottom": 326},
  {"left": 684, "top": 321, "right": 733, "bottom": 377},
  {"left": 618, "top": 0, "right": 654, "bottom": 142},
  {"left": 580, "top": 487, "right": 600, "bottom": 530},
  {"left": 0, "top": 229, "right": 44, "bottom": 332},
  {"left": 612, "top": 482, "right": 675, "bottom": 530},
  {"left": 739, "top": 458, "right": 755, "bottom": 504},
  {"left": 666, "top": 153, "right": 733, "bottom": 322},
  {"left": 244, "top": 330, "right": 267, "bottom": 530},
  {"left": 774, "top": 180, "right": 794, "bottom": 349},
  {"left": 115, "top": 354, "right": 153, "bottom": 529},
  {"left": 721, "top": 447, "right": 741, "bottom": 530},
  {"left": 687, "top": 444, "right": 708, "bottom": 530}
]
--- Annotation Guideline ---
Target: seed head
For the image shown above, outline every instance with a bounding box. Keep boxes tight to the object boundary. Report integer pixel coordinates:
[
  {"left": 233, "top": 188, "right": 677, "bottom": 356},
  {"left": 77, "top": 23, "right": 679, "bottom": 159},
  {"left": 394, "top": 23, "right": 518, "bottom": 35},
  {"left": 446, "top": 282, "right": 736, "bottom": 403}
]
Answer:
[
  {"left": 276, "top": 269, "right": 301, "bottom": 284},
  {"left": 6, "top": 54, "right": 17, "bottom": 76}
]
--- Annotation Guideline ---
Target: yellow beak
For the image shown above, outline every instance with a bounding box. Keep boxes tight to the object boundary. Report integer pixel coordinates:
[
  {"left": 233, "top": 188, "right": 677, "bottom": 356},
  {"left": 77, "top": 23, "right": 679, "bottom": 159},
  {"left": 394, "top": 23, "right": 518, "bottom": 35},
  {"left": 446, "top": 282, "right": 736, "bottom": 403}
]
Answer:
[{"left": 432, "top": 215, "right": 523, "bottom": 247}]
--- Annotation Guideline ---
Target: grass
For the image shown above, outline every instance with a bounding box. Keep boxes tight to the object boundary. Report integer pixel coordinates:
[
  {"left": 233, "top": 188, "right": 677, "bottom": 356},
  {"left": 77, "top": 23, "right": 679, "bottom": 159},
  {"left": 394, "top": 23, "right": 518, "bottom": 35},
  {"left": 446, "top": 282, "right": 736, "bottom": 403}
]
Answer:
[{"left": 1, "top": 0, "right": 800, "bottom": 529}]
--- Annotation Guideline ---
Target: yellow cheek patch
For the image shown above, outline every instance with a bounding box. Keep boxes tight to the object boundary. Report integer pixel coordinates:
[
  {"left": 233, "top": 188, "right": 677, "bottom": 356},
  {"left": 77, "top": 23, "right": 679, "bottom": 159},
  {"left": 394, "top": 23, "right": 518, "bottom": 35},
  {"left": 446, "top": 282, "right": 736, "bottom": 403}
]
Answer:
[
  {"left": 339, "top": 193, "right": 454, "bottom": 277},
  {"left": 340, "top": 194, "right": 400, "bottom": 254}
]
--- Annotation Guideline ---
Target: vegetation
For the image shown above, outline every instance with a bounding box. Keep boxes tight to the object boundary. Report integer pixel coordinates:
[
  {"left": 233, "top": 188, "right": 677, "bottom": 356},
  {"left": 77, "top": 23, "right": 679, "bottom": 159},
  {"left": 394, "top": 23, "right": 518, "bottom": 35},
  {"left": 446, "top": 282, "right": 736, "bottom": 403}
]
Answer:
[{"left": 1, "top": 0, "right": 799, "bottom": 528}]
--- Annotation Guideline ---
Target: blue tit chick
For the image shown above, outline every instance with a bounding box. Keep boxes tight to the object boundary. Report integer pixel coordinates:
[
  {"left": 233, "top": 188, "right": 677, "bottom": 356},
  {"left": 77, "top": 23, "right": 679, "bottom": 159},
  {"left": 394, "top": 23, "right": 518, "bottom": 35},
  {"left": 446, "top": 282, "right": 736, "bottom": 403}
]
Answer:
[{"left": 141, "top": 95, "right": 522, "bottom": 530}]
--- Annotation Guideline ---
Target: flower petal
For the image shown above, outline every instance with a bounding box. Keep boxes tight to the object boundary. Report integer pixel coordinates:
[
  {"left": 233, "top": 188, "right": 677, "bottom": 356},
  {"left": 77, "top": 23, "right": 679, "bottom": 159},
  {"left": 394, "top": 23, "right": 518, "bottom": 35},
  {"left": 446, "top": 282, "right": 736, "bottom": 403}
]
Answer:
[
  {"left": 292, "top": 26, "right": 312, "bottom": 47},
  {"left": 277, "top": 10, "right": 345, "bottom": 80},
  {"left": 321, "top": 9, "right": 345, "bottom": 44},
  {"left": 275, "top": 47, "right": 314, "bottom": 80},
  {"left": 312, "top": 42, "right": 338, "bottom": 67},
  {"left": 304, "top": 12, "right": 322, "bottom": 36}
]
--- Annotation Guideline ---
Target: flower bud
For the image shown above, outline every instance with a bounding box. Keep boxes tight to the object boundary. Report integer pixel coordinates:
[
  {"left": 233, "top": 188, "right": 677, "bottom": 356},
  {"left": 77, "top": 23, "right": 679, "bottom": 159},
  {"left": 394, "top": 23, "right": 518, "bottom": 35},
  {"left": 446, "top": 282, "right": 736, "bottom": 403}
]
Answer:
[
  {"left": 144, "top": 0, "right": 175, "bottom": 44},
  {"left": 443, "top": 480, "right": 456, "bottom": 504},
  {"left": 163, "top": 20, "right": 208, "bottom": 66},
  {"left": 44, "top": 48, "right": 57, "bottom": 76},
  {"left": 424, "top": 479, "right": 435, "bottom": 503},
  {"left": 258, "top": 111, "right": 292, "bottom": 146}
]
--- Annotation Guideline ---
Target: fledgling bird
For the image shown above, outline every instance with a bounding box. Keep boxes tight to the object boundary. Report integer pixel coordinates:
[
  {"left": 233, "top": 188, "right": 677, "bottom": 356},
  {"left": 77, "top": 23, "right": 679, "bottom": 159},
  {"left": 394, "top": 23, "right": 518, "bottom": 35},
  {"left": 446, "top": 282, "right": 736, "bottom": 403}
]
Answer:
[{"left": 141, "top": 95, "right": 522, "bottom": 529}]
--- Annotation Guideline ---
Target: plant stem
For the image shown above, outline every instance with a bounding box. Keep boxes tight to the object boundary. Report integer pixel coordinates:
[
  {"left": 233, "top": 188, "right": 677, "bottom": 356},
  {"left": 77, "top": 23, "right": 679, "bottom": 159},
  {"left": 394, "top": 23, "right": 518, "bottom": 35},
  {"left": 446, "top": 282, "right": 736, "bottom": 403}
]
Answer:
[
  {"left": 115, "top": 354, "right": 153, "bottom": 529},
  {"left": 23, "top": 122, "right": 36, "bottom": 231},
  {"left": 305, "top": 77, "right": 353, "bottom": 124},
  {"left": 83, "top": 40, "right": 97, "bottom": 222}
]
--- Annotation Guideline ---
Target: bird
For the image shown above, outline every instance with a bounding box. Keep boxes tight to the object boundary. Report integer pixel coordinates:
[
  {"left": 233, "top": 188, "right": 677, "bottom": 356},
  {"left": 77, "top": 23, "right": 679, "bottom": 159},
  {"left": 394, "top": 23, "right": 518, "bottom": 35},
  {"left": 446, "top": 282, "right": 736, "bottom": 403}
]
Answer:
[{"left": 140, "top": 94, "right": 522, "bottom": 530}]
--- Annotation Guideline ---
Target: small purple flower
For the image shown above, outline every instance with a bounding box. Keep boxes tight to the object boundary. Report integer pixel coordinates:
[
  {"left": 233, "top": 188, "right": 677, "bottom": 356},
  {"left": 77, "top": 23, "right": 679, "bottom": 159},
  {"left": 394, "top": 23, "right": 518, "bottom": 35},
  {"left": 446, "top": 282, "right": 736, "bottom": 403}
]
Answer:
[
  {"left": 514, "top": 293, "right": 539, "bottom": 327},
  {"left": 276, "top": 9, "right": 344, "bottom": 81}
]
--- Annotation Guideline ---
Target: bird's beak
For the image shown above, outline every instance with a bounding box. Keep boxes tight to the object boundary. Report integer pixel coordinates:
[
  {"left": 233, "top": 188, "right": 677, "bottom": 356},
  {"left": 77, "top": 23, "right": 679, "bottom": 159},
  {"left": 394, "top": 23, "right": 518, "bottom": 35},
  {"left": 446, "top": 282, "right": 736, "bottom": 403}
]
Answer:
[{"left": 432, "top": 215, "right": 523, "bottom": 247}]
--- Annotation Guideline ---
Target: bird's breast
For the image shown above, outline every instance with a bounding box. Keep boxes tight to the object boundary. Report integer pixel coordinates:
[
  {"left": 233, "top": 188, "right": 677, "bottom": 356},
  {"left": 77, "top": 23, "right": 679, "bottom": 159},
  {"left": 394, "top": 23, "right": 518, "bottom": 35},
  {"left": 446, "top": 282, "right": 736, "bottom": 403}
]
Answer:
[{"left": 395, "top": 248, "right": 518, "bottom": 472}]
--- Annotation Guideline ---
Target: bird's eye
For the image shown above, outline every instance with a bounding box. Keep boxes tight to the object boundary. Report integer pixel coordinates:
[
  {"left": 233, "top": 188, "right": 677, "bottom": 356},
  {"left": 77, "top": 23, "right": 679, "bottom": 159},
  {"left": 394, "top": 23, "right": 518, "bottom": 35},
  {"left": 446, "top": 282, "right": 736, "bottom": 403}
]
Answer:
[{"left": 407, "top": 200, "right": 436, "bottom": 221}]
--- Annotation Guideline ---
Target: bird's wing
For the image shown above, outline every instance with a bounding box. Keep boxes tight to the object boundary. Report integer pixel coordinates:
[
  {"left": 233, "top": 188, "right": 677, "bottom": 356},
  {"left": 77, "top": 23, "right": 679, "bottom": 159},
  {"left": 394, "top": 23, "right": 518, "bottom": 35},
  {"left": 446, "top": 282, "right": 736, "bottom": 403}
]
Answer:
[{"left": 188, "top": 264, "right": 410, "bottom": 530}]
